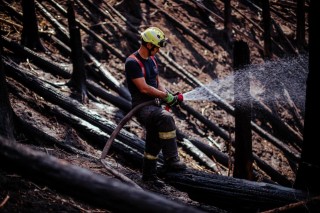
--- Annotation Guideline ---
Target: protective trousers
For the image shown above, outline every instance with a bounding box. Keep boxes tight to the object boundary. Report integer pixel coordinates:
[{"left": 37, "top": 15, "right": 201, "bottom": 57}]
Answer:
[{"left": 138, "top": 105, "right": 179, "bottom": 161}]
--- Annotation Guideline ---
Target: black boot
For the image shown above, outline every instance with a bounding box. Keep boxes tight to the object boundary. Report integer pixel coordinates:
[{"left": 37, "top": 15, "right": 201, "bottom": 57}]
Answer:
[
  {"left": 142, "top": 158, "right": 165, "bottom": 188},
  {"left": 160, "top": 135, "right": 186, "bottom": 172},
  {"left": 164, "top": 156, "right": 187, "bottom": 172}
]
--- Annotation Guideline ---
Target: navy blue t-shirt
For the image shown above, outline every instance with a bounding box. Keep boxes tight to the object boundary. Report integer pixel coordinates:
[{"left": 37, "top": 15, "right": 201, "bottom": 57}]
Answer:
[{"left": 125, "top": 51, "right": 159, "bottom": 107}]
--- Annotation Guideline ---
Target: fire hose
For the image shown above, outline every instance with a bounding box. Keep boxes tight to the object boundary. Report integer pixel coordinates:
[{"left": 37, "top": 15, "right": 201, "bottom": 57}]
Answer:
[
  {"left": 100, "top": 93, "right": 183, "bottom": 159},
  {"left": 100, "top": 99, "right": 158, "bottom": 159}
]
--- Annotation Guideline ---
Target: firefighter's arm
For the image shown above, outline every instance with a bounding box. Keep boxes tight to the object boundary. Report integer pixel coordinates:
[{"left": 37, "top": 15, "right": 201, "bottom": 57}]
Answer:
[
  {"left": 132, "top": 77, "right": 167, "bottom": 99},
  {"left": 157, "top": 76, "right": 167, "bottom": 93},
  {"left": 132, "top": 77, "right": 183, "bottom": 105}
]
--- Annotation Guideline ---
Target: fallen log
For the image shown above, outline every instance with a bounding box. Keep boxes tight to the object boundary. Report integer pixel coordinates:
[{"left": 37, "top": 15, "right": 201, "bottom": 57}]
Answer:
[
  {"left": 252, "top": 153, "right": 293, "bottom": 187},
  {"left": 81, "top": 0, "right": 139, "bottom": 46},
  {"left": 283, "top": 87, "right": 304, "bottom": 132},
  {"left": 103, "top": 1, "right": 139, "bottom": 34},
  {"left": 34, "top": 0, "right": 69, "bottom": 43},
  {"left": 272, "top": 19, "right": 298, "bottom": 55},
  {"left": 40, "top": 0, "right": 126, "bottom": 60},
  {"left": 86, "top": 79, "right": 131, "bottom": 112},
  {"left": 190, "top": 0, "right": 265, "bottom": 52},
  {"left": 0, "top": 0, "right": 23, "bottom": 21},
  {"left": 33, "top": 1, "right": 131, "bottom": 99},
  {"left": 0, "top": 136, "right": 205, "bottom": 213},
  {"left": 164, "top": 169, "right": 309, "bottom": 212},
  {"left": 45, "top": 33, "right": 131, "bottom": 101},
  {"left": 145, "top": 0, "right": 214, "bottom": 53},
  {"left": 73, "top": 0, "right": 113, "bottom": 37},
  {"left": 179, "top": 137, "right": 223, "bottom": 174},
  {"left": 43, "top": 102, "right": 146, "bottom": 165},
  {"left": 236, "top": 0, "right": 297, "bottom": 55},
  {"left": 9, "top": 96, "right": 141, "bottom": 189},
  {"left": 179, "top": 102, "right": 229, "bottom": 141},
  {"left": 1, "top": 36, "right": 131, "bottom": 110},
  {"left": 269, "top": 1, "right": 297, "bottom": 11},
  {"left": 251, "top": 96, "right": 303, "bottom": 147},
  {"left": 178, "top": 131, "right": 292, "bottom": 187},
  {"left": 1, "top": 36, "right": 71, "bottom": 78},
  {"left": 4, "top": 58, "right": 146, "bottom": 153},
  {"left": 177, "top": 131, "right": 229, "bottom": 166}
]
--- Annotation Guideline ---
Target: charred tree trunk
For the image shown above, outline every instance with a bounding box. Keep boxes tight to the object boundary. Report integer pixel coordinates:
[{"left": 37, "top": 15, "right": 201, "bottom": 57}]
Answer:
[
  {"left": 0, "top": 41, "right": 15, "bottom": 140},
  {"left": 261, "top": 0, "right": 272, "bottom": 59},
  {"left": 296, "top": 0, "right": 306, "bottom": 51},
  {"left": 233, "top": 40, "right": 253, "bottom": 180},
  {"left": 165, "top": 169, "right": 309, "bottom": 212},
  {"left": 21, "top": 0, "right": 45, "bottom": 51},
  {"left": 66, "top": 0, "right": 88, "bottom": 103},
  {"left": 294, "top": 0, "right": 320, "bottom": 194},
  {"left": 224, "top": 0, "right": 233, "bottom": 46}
]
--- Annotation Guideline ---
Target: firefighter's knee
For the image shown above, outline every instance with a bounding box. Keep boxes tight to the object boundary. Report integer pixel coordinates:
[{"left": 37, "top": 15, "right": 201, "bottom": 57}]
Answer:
[{"left": 158, "top": 111, "right": 176, "bottom": 131}]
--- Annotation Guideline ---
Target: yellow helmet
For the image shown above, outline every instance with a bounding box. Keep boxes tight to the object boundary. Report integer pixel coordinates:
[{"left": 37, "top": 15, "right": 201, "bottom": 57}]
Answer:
[{"left": 140, "top": 27, "right": 167, "bottom": 47}]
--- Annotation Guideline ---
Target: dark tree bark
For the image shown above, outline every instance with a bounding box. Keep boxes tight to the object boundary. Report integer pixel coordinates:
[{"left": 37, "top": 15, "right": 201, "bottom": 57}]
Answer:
[
  {"left": 0, "top": 40, "right": 15, "bottom": 140},
  {"left": 233, "top": 40, "right": 253, "bottom": 180},
  {"left": 261, "top": 0, "right": 272, "bottom": 59},
  {"left": 296, "top": 0, "right": 306, "bottom": 51},
  {"left": 165, "top": 169, "right": 308, "bottom": 212},
  {"left": 21, "top": 0, "right": 45, "bottom": 51},
  {"left": 114, "top": 0, "right": 142, "bottom": 21},
  {"left": 294, "top": 0, "right": 320, "bottom": 193},
  {"left": 145, "top": 0, "right": 214, "bottom": 53},
  {"left": 67, "top": 0, "right": 88, "bottom": 103},
  {"left": 224, "top": 0, "right": 233, "bottom": 45}
]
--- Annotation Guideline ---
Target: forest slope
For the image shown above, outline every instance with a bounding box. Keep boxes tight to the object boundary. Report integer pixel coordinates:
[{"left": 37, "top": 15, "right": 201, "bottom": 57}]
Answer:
[{"left": 0, "top": 0, "right": 310, "bottom": 212}]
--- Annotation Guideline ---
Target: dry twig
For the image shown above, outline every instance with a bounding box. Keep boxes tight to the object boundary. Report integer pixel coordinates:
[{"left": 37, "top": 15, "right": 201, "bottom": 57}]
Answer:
[{"left": 0, "top": 195, "right": 10, "bottom": 208}]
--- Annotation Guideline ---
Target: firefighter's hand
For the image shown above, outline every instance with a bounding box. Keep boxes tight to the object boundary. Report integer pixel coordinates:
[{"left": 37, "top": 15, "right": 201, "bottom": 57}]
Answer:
[{"left": 164, "top": 92, "right": 183, "bottom": 107}]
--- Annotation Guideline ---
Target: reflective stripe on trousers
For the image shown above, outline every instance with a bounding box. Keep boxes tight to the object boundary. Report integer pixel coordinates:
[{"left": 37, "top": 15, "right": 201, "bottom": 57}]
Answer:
[{"left": 144, "top": 152, "right": 158, "bottom": 160}]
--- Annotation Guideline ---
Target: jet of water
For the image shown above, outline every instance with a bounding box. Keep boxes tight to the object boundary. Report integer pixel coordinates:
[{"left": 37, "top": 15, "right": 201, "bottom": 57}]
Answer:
[{"left": 183, "top": 54, "right": 308, "bottom": 113}]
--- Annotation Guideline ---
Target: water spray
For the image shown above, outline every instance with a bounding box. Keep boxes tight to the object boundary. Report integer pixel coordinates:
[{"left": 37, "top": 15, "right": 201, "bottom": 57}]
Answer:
[{"left": 184, "top": 55, "right": 307, "bottom": 113}]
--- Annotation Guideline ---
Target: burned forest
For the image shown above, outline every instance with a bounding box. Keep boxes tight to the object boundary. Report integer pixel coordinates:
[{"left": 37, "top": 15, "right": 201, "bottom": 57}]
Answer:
[{"left": 1, "top": 0, "right": 320, "bottom": 212}]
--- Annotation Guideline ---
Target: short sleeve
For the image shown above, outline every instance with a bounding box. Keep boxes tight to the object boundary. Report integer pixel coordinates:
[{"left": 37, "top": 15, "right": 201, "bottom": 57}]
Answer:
[{"left": 125, "top": 57, "right": 144, "bottom": 79}]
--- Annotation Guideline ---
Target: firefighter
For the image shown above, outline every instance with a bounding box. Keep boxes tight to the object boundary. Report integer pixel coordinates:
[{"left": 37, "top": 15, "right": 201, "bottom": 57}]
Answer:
[{"left": 125, "top": 27, "right": 186, "bottom": 186}]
